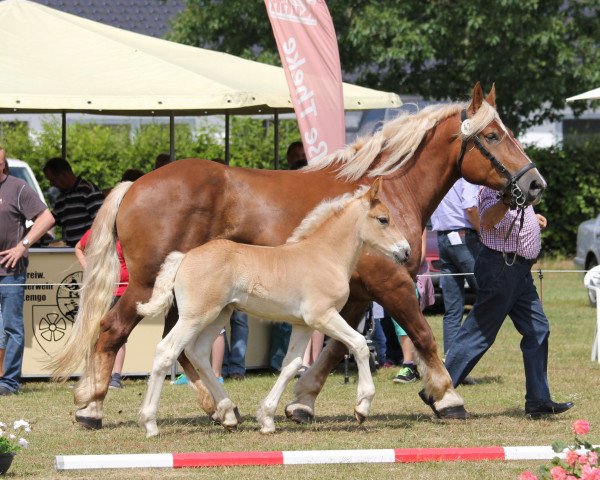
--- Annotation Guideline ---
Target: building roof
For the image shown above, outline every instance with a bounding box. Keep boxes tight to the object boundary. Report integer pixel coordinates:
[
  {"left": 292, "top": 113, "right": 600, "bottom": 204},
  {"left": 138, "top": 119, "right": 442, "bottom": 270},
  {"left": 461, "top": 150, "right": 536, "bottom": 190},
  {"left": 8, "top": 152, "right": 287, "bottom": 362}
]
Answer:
[{"left": 32, "top": 0, "right": 185, "bottom": 38}]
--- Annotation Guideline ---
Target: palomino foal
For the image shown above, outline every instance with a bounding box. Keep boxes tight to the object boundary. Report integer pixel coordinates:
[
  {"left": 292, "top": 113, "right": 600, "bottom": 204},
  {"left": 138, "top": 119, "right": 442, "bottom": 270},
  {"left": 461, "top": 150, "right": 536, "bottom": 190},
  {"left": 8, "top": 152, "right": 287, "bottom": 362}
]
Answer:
[{"left": 136, "top": 178, "right": 410, "bottom": 436}]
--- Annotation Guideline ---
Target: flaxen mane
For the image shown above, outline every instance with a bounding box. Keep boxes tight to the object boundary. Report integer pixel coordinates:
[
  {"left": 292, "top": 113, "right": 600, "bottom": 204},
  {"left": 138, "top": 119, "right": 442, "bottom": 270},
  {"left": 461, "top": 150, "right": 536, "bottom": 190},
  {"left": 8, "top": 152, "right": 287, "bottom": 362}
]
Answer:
[
  {"left": 306, "top": 101, "right": 499, "bottom": 181},
  {"left": 286, "top": 185, "right": 370, "bottom": 244}
]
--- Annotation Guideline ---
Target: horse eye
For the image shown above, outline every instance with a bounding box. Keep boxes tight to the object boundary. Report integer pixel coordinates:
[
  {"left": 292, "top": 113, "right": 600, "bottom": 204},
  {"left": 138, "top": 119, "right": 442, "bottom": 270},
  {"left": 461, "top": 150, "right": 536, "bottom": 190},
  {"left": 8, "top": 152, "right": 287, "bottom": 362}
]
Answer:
[
  {"left": 377, "top": 216, "right": 389, "bottom": 225},
  {"left": 485, "top": 132, "right": 499, "bottom": 143}
]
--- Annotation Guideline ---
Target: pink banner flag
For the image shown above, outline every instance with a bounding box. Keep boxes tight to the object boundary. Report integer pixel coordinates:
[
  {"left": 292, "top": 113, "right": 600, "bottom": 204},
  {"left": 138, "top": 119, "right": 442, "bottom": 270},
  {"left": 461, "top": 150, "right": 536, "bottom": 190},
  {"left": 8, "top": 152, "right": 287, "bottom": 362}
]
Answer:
[{"left": 265, "top": 0, "right": 345, "bottom": 163}]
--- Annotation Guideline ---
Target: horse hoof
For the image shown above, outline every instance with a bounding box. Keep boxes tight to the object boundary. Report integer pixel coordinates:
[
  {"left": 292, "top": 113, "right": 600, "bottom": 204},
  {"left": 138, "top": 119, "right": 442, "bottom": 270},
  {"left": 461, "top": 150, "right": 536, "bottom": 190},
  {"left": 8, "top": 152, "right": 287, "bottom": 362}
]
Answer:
[
  {"left": 418, "top": 389, "right": 470, "bottom": 420},
  {"left": 285, "top": 406, "right": 314, "bottom": 424},
  {"left": 75, "top": 415, "right": 102, "bottom": 430},
  {"left": 354, "top": 410, "right": 366, "bottom": 425},
  {"left": 233, "top": 406, "right": 242, "bottom": 424},
  {"left": 438, "top": 406, "right": 470, "bottom": 420},
  {"left": 222, "top": 423, "right": 238, "bottom": 432}
]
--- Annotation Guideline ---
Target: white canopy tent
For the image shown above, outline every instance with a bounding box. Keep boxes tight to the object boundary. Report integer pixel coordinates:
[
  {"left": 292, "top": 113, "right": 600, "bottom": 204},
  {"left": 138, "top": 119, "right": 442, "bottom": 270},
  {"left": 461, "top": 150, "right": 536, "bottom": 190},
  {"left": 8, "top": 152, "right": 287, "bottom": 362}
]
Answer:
[
  {"left": 567, "top": 88, "right": 600, "bottom": 103},
  {"left": 0, "top": 0, "right": 400, "bottom": 114},
  {"left": 0, "top": 0, "right": 400, "bottom": 163}
]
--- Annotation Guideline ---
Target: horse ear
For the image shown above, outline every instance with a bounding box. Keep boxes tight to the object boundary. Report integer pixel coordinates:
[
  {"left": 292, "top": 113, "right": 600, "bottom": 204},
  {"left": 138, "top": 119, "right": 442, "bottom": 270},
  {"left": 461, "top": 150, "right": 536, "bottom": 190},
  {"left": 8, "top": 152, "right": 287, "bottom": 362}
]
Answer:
[
  {"left": 367, "top": 177, "right": 383, "bottom": 203},
  {"left": 468, "top": 81, "right": 484, "bottom": 114},
  {"left": 485, "top": 83, "right": 496, "bottom": 108}
]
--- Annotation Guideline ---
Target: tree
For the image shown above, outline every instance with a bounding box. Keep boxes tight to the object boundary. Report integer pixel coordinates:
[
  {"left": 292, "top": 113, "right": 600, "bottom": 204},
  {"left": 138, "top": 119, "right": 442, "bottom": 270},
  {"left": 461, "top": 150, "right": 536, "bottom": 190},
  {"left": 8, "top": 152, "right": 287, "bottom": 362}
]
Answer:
[{"left": 167, "top": 0, "right": 600, "bottom": 134}]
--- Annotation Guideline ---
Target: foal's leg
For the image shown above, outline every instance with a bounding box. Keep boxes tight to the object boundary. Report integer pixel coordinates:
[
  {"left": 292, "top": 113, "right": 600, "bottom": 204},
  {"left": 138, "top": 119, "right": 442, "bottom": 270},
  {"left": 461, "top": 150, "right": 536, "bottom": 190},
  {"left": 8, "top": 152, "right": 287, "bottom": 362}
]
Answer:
[
  {"left": 75, "top": 293, "right": 141, "bottom": 429},
  {"left": 139, "top": 314, "right": 209, "bottom": 438},
  {"left": 184, "top": 310, "right": 241, "bottom": 431},
  {"left": 164, "top": 307, "right": 215, "bottom": 416},
  {"left": 310, "top": 308, "right": 376, "bottom": 423},
  {"left": 257, "top": 325, "right": 312, "bottom": 434},
  {"left": 285, "top": 300, "right": 368, "bottom": 423}
]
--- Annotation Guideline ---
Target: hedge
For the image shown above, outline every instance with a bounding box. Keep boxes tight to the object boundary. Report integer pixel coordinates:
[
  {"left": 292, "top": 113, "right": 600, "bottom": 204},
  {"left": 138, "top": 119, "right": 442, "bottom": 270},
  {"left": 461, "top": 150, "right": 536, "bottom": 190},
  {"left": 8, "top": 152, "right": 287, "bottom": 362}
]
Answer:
[{"left": 2, "top": 118, "right": 599, "bottom": 256}]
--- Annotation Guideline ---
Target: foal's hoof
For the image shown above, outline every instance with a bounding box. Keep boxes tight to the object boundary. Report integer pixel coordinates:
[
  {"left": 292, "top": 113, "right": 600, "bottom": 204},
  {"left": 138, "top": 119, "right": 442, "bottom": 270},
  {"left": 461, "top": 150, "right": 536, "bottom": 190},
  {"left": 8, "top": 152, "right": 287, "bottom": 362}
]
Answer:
[
  {"left": 354, "top": 409, "right": 366, "bottom": 425},
  {"left": 418, "top": 389, "right": 470, "bottom": 420},
  {"left": 284, "top": 404, "right": 315, "bottom": 424},
  {"left": 75, "top": 415, "right": 102, "bottom": 430}
]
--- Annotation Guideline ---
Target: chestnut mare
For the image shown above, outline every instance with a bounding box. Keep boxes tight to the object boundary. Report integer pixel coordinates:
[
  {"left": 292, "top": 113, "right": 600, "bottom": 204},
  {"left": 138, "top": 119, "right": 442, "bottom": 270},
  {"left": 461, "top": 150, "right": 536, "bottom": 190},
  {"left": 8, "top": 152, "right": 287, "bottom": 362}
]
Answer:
[
  {"left": 136, "top": 179, "right": 410, "bottom": 437},
  {"left": 49, "top": 83, "right": 547, "bottom": 430}
]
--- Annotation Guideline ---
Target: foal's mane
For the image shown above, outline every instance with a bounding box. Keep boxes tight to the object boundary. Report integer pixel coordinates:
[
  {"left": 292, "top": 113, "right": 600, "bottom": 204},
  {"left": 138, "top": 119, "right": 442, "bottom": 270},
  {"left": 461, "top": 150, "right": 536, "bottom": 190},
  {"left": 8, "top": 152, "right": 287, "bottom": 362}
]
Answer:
[
  {"left": 305, "top": 101, "right": 498, "bottom": 181},
  {"left": 286, "top": 185, "right": 370, "bottom": 244}
]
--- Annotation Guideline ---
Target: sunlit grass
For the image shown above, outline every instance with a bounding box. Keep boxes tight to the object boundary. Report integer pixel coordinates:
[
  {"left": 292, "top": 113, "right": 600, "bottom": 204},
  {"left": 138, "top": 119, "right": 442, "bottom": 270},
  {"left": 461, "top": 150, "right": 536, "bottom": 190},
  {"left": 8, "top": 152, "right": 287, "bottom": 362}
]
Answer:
[{"left": 1, "top": 259, "right": 598, "bottom": 479}]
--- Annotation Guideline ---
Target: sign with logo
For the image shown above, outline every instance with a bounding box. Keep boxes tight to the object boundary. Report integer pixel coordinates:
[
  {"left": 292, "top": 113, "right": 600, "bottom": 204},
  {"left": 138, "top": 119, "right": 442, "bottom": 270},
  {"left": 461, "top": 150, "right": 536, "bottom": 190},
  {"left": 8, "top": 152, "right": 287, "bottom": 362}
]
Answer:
[{"left": 265, "top": 0, "right": 345, "bottom": 163}]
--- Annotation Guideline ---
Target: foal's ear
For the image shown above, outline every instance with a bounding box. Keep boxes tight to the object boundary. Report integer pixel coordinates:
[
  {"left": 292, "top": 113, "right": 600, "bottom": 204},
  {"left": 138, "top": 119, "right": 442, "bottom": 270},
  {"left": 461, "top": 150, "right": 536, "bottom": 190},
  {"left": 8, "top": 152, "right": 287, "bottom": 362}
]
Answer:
[
  {"left": 468, "top": 81, "right": 484, "bottom": 114},
  {"left": 485, "top": 83, "right": 496, "bottom": 108},
  {"left": 367, "top": 177, "right": 383, "bottom": 203}
]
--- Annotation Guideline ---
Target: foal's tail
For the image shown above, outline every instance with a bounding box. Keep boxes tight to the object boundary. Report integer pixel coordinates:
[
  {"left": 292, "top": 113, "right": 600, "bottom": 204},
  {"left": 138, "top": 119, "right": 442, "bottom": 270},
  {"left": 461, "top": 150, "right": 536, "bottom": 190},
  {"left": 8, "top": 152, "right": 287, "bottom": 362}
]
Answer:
[
  {"left": 47, "top": 181, "right": 133, "bottom": 380},
  {"left": 136, "top": 251, "right": 185, "bottom": 319}
]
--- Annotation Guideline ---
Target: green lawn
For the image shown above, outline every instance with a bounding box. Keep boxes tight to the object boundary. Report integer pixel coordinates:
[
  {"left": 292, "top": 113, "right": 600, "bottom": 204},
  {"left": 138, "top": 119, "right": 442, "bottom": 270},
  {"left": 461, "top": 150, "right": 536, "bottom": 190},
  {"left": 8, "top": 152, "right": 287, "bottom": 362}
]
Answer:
[{"left": 1, "top": 259, "right": 599, "bottom": 479}]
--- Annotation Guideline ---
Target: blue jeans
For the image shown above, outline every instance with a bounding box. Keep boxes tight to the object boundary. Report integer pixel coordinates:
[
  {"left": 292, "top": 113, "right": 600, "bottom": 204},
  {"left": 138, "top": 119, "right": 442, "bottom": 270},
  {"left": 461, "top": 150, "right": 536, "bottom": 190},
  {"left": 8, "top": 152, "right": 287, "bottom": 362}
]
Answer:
[
  {"left": 269, "top": 322, "right": 292, "bottom": 371},
  {"left": 371, "top": 318, "right": 389, "bottom": 365},
  {"left": 222, "top": 310, "right": 248, "bottom": 377},
  {"left": 444, "top": 247, "right": 551, "bottom": 404},
  {"left": 438, "top": 230, "right": 480, "bottom": 354},
  {"left": 0, "top": 272, "right": 26, "bottom": 392},
  {"left": 0, "top": 304, "right": 6, "bottom": 349}
]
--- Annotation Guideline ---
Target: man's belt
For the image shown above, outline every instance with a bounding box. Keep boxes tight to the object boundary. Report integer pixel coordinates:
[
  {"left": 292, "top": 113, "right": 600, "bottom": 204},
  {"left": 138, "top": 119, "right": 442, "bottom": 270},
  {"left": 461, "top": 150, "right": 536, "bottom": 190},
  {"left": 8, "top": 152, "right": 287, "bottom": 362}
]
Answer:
[{"left": 437, "top": 228, "right": 476, "bottom": 235}]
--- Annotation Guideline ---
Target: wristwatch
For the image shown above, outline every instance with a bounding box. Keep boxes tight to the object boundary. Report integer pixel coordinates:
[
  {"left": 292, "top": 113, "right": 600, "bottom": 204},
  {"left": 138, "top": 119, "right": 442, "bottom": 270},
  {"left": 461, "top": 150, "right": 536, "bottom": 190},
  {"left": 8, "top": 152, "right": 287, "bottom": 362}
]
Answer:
[{"left": 22, "top": 237, "right": 30, "bottom": 248}]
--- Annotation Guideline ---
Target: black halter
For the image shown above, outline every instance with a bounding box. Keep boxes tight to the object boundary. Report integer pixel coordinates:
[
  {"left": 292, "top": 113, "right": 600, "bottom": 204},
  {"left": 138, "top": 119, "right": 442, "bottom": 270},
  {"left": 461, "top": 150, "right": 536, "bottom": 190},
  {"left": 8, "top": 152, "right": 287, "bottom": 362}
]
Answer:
[{"left": 456, "top": 109, "right": 537, "bottom": 208}]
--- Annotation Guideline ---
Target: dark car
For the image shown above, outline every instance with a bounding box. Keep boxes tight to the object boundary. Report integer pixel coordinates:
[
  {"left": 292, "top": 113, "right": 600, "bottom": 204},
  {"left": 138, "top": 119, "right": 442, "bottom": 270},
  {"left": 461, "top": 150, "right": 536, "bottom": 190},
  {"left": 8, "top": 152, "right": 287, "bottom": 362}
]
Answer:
[{"left": 574, "top": 214, "right": 600, "bottom": 305}]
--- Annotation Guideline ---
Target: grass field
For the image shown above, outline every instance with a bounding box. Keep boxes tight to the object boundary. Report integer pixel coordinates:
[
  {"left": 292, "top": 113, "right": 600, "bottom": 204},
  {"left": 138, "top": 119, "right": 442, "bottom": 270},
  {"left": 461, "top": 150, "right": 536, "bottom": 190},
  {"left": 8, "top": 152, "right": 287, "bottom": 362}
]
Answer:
[{"left": 1, "top": 259, "right": 599, "bottom": 479}]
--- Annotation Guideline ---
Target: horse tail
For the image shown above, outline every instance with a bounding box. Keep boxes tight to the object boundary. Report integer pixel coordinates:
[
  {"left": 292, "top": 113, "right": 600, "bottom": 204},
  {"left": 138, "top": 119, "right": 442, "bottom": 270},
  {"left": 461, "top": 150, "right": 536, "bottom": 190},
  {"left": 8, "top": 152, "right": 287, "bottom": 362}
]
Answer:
[
  {"left": 48, "top": 181, "right": 133, "bottom": 381},
  {"left": 136, "top": 251, "right": 185, "bottom": 318}
]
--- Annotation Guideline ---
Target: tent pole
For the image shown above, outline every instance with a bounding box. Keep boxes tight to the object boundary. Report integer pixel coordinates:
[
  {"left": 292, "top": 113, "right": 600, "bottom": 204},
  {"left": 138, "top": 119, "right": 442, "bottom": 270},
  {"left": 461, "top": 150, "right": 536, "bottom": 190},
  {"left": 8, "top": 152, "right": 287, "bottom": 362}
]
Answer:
[
  {"left": 225, "top": 113, "right": 230, "bottom": 165},
  {"left": 61, "top": 111, "right": 67, "bottom": 159},
  {"left": 274, "top": 110, "right": 280, "bottom": 170},
  {"left": 169, "top": 112, "right": 175, "bottom": 161}
]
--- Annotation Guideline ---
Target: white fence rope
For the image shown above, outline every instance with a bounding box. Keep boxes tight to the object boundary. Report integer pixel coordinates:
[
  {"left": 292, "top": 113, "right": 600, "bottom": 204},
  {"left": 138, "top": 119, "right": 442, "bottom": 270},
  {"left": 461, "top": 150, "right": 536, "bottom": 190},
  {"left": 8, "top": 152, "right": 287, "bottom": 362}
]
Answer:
[{"left": 0, "top": 270, "right": 589, "bottom": 288}]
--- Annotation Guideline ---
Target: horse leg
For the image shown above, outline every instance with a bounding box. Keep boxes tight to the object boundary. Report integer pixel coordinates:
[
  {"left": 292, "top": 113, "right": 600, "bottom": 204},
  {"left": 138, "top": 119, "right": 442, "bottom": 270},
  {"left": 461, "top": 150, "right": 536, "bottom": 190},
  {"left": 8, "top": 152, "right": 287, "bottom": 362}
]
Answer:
[
  {"left": 311, "top": 309, "right": 376, "bottom": 424},
  {"left": 371, "top": 272, "right": 467, "bottom": 419},
  {"left": 257, "top": 325, "right": 312, "bottom": 434},
  {"left": 285, "top": 300, "right": 368, "bottom": 423},
  {"left": 164, "top": 306, "right": 215, "bottom": 416},
  {"left": 184, "top": 310, "right": 241, "bottom": 431},
  {"left": 74, "top": 294, "right": 139, "bottom": 429},
  {"left": 139, "top": 313, "right": 208, "bottom": 438}
]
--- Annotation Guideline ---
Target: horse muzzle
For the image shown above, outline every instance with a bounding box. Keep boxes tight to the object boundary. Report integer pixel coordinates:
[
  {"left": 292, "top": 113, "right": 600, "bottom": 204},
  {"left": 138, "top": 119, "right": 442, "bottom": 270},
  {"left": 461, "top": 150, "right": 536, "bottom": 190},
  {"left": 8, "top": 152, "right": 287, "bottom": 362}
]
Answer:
[
  {"left": 391, "top": 243, "right": 411, "bottom": 265},
  {"left": 516, "top": 168, "right": 547, "bottom": 206}
]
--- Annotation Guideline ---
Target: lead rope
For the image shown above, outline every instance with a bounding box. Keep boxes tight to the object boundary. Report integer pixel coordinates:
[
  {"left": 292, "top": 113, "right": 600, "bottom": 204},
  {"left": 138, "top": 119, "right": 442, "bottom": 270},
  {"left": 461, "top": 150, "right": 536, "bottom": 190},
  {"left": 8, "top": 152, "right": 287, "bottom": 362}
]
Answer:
[
  {"left": 537, "top": 268, "right": 544, "bottom": 304},
  {"left": 502, "top": 206, "right": 526, "bottom": 266}
]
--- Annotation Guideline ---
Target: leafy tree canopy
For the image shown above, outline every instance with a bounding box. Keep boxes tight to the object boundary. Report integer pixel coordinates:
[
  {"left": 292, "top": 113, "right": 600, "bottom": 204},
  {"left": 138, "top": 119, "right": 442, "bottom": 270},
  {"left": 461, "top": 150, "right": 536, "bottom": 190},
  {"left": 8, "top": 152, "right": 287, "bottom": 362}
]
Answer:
[{"left": 167, "top": 0, "right": 600, "bottom": 134}]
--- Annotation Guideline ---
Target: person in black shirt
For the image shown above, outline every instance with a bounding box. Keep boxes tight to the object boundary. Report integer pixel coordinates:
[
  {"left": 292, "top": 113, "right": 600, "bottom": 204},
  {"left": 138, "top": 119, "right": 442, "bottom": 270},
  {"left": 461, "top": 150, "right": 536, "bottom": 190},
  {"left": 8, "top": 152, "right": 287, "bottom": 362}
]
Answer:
[{"left": 43, "top": 158, "right": 104, "bottom": 247}]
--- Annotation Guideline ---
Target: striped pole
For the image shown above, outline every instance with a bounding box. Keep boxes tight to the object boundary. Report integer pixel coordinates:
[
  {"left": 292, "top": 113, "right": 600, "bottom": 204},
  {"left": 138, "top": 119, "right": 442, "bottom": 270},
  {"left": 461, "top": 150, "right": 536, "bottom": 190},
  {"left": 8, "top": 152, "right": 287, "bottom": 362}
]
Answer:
[{"left": 55, "top": 445, "right": 599, "bottom": 470}]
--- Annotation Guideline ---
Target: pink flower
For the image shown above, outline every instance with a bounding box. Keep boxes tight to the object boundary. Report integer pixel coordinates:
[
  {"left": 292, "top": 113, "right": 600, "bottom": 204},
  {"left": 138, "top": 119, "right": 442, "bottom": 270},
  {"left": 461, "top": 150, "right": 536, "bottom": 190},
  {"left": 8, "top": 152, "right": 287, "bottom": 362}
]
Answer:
[
  {"left": 519, "top": 471, "right": 539, "bottom": 480},
  {"left": 581, "top": 465, "right": 600, "bottom": 480},
  {"left": 573, "top": 419, "right": 591, "bottom": 436},
  {"left": 566, "top": 449, "right": 579, "bottom": 466},
  {"left": 581, "top": 454, "right": 591, "bottom": 465},
  {"left": 551, "top": 465, "right": 568, "bottom": 480},
  {"left": 589, "top": 452, "right": 598, "bottom": 466}
]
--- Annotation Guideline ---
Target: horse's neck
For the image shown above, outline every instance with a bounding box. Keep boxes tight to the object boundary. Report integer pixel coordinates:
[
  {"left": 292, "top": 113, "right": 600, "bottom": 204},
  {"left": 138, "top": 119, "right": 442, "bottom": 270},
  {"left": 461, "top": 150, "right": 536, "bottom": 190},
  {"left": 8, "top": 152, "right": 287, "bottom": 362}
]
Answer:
[
  {"left": 303, "top": 201, "right": 364, "bottom": 277},
  {"left": 385, "top": 121, "right": 461, "bottom": 229}
]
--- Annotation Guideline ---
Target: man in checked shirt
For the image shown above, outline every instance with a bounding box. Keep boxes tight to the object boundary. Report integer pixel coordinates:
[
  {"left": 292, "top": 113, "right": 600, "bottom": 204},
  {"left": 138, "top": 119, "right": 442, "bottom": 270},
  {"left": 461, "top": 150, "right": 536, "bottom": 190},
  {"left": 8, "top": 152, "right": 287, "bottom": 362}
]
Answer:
[{"left": 438, "top": 185, "right": 574, "bottom": 419}]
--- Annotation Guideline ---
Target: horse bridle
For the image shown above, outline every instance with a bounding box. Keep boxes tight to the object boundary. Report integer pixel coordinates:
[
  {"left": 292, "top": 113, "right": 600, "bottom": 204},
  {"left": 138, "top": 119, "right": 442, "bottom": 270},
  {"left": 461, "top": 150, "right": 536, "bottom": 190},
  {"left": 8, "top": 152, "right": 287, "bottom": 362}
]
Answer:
[
  {"left": 456, "top": 109, "right": 536, "bottom": 209},
  {"left": 456, "top": 109, "right": 536, "bottom": 266}
]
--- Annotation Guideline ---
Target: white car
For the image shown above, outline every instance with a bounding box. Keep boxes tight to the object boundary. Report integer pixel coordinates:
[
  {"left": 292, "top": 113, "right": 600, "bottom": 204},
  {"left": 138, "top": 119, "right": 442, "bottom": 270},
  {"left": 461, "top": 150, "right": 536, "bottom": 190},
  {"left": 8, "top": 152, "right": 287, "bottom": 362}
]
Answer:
[
  {"left": 7, "top": 158, "right": 50, "bottom": 235},
  {"left": 574, "top": 214, "right": 600, "bottom": 305},
  {"left": 7, "top": 158, "right": 46, "bottom": 205}
]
